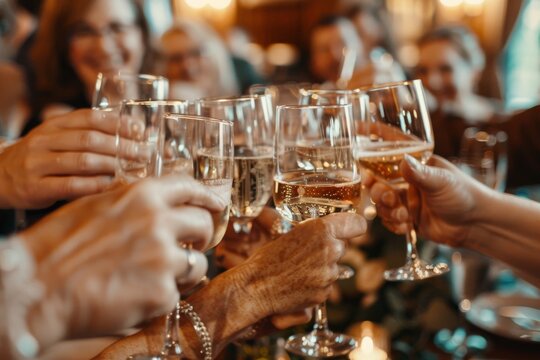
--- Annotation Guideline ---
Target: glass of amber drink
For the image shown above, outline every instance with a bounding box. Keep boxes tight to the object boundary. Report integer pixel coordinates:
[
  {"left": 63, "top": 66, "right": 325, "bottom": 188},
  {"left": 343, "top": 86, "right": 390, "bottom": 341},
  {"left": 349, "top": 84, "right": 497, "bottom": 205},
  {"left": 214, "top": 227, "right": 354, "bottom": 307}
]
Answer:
[
  {"left": 274, "top": 104, "right": 360, "bottom": 357},
  {"left": 356, "top": 79, "right": 449, "bottom": 281}
]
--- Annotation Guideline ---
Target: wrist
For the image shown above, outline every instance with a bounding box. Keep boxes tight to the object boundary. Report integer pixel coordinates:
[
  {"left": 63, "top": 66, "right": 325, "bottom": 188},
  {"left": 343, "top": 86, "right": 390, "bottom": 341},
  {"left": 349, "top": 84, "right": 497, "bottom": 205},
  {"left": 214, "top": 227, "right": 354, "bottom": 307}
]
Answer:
[{"left": 185, "top": 263, "right": 267, "bottom": 351}]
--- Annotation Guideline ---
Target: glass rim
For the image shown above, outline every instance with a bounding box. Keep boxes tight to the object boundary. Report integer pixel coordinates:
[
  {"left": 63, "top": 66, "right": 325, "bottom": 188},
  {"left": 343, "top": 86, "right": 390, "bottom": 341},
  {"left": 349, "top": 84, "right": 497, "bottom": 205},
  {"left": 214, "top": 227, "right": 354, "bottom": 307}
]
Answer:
[
  {"left": 197, "top": 94, "right": 269, "bottom": 105},
  {"left": 299, "top": 88, "right": 362, "bottom": 95},
  {"left": 97, "top": 72, "right": 168, "bottom": 82},
  {"left": 356, "top": 79, "right": 422, "bottom": 92},
  {"left": 122, "top": 99, "right": 192, "bottom": 107},
  {"left": 164, "top": 113, "right": 233, "bottom": 127},
  {"left": 276, "top": 104, "right": 352, "bottom": 111}
]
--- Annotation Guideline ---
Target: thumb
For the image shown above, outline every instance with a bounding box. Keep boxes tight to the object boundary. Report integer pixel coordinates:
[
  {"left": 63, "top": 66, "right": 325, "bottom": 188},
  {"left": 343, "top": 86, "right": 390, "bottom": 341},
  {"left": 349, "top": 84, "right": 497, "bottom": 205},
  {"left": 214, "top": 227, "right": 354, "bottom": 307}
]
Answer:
[{"left": 401, "top": 154, "right": 455, "bottom": 194}]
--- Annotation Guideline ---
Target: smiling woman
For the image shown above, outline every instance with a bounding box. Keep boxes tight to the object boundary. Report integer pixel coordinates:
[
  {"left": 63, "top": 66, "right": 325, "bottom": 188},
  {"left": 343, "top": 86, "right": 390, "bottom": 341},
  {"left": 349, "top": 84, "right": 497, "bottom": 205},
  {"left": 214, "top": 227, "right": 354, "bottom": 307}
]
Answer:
[{"left": 29, "top": 0, "right": 152, "bottom": 117}]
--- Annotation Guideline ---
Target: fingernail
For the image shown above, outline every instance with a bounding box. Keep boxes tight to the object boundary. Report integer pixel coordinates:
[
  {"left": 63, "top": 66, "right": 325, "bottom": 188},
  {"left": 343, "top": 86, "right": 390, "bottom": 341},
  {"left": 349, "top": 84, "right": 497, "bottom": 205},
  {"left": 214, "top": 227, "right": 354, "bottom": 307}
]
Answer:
[{"left": 405, "top": 154, "right": 423, "bottom": 173}]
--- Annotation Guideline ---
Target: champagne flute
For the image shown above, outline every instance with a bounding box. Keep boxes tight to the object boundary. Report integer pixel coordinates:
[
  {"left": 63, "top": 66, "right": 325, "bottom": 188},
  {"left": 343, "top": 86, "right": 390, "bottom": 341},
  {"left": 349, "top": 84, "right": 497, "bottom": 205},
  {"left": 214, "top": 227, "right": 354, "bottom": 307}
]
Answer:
[
  {"left": 196, "top": 95, "right": 274, "bottom": 236},
  {"left": 298, "top": 88, "right": 370, "bottom": 280},
  {"left": 355, "top": 79, "right": 449, "bottom": 281},
  {"left": 274, "top": 104, "right": 360, "bottom": 357},
  {"left": 122, "top": 103, "right": 233, "bottom": 360},
  {"left": 159, "top": 113, "right": 233, "bottom": 358}
]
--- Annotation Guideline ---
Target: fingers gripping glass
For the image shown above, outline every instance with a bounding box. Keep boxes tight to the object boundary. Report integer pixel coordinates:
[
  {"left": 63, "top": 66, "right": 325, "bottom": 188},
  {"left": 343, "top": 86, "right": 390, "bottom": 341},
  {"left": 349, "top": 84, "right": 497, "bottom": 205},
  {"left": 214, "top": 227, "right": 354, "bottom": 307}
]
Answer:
[
  {"left": 117, "top": 101, "right": 233, "bottom": 359},
  {"left": 274, "top": 104, "right": 360, "bottom": 357},
  {"left": 356, "top": 80, "right": 449, "bottom": 281}
]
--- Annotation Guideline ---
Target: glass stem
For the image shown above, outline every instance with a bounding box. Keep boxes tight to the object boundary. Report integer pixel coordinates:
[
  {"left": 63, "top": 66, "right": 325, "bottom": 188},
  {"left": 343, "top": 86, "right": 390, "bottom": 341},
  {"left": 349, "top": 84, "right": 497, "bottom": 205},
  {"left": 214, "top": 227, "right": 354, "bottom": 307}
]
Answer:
[
  {"left": 161, "top": 299, "right": 183, "bottom": 356},
  {"left": 405, "top": 226, "right": 422, "bottom": 267},
  {"left": 311, "top": 302, "right": 330, "bottom": 335}
]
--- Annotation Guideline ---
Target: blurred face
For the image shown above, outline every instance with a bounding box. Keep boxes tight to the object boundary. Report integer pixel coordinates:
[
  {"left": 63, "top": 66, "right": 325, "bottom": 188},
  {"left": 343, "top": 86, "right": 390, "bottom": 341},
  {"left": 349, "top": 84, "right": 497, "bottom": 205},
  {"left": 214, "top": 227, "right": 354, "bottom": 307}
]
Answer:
[
  {"left": 68, "top": 0, "right": 145, "bottom": 93},
  {"left": 159, "top": 31, "right": 204, "bottom": 82},
  {"left": 351, "top": 12, "right": 382, "bottom": 53},
  {"left": 415, "top": 39, "right": 477, "bottom": 105},
  {"left": 310, "top": 25, "right": 346, "bottom": 82}
]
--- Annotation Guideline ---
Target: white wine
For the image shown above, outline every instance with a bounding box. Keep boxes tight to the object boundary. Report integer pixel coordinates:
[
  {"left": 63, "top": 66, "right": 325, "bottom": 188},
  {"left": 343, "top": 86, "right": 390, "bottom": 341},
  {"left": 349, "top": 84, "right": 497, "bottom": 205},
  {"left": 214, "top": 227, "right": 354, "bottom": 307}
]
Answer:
[
  {"left": 201, "top": 178, "right": 232, "bottom": 250},
  {"left": 231, "top": 146, "right": 274, "bottom": 222},
  {"left": 193, "top": 149, "right": 233, "bottom": 249},
  {"left": 355, "top": 141, "right": 433, "bottom": 186},
  {"left": 273, "top": 171, "right": 362, "bottom": 224}
]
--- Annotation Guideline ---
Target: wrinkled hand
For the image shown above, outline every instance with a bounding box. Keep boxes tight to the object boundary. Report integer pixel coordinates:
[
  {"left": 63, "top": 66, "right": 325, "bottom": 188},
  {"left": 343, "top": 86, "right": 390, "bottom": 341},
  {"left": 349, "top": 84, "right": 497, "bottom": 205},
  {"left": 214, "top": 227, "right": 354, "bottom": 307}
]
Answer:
[
  {"left": 241, "top": 212, "right": 367, "bottom": 317},
  {"left": 365, "top": 155, "right": 486, "bottom": 247},
  {"left": 19, "top": 175, "right": 227, "bottom": 349},
  {"left": 216, "top": 207, "right": 280, "bottom": 269},
  {"left": 0, "top": 109, "right": 121, "bottom": 208}
]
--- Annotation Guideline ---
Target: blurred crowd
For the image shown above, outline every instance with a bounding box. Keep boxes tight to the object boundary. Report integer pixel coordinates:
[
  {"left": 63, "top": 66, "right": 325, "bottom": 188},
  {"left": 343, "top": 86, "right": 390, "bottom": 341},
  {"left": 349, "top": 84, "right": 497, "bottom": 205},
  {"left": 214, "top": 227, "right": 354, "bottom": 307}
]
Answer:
[{"left": 0, "top": 0, "right": 539, "bottom": 359}]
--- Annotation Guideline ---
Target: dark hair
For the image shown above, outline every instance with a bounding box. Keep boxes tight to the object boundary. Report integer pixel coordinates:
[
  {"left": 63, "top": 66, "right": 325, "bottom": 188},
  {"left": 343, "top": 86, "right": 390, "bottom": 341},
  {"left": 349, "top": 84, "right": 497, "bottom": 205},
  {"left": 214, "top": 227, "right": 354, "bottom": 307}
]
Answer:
[
  {"left": 30, "top": 0, "right": 151, "bottom": 112},
  {"left": 418, "top": 25, "right": 485, "bottom": 71}
]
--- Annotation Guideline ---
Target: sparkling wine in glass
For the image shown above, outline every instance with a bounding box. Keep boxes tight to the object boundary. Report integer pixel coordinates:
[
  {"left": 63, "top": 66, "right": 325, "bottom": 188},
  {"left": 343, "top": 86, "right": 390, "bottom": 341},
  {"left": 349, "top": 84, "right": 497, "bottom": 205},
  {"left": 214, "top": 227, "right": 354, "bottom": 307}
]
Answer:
[
  {"left": 159, "top": 113, "right": 233, "bottom": 358},
  {"left": 118, "top": 101, "right": 233, "bottom": 360},
  {"left": 274, "top": 104, "right": 360, "bottom": 357},
  {"left": 196, "top": 95, "right": 274, "bottom": 237},
  {"left": 356, "top": 79, "right": 449, "bottom": 281}
]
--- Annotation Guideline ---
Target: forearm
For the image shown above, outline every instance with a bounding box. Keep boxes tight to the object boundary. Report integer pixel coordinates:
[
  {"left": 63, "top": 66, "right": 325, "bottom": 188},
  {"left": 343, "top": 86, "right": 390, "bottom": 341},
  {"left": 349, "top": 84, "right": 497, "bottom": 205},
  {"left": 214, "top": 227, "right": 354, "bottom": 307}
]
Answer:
[{"left": 467, "top": 191, "right": 540, "bottom": 288}]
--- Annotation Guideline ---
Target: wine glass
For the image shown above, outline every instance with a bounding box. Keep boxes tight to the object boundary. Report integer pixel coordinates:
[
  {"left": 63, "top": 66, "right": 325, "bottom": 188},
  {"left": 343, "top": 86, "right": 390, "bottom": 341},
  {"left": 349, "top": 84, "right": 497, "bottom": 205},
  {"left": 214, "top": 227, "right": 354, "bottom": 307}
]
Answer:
[
  {"left": 449, "top": 127, "right": 508, "bottom": 309},
  {"left": 457, "top": 127, "right": 508, "bottom": 192},
  {"left": 115, "top": 100, "right": 192, "bottom": 183},
  {"left": 196, "top": 95, "right": 274, "bottom": 236},
  {"left": 92, "top": 72, "right": 169, "bottom": 111},
  {"left": 122, "top": 103, "right": 234, "bottom": 360},
  {"left": 298, "top": 88, "right": 371, "bottom": 279},
  {"left": 355, "top": 79, "right": 449, "bottom": 281},
  {"left": 274, "top": 104, "right": 360, "bottom": 357}
]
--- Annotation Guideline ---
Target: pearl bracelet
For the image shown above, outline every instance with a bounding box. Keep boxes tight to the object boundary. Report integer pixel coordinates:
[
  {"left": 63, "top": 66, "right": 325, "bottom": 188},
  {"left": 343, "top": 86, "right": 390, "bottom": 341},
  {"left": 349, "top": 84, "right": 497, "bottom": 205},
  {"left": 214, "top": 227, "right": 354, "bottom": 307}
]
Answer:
[{"left": 179, "top": 301, "right": 212, "bottom": 360}]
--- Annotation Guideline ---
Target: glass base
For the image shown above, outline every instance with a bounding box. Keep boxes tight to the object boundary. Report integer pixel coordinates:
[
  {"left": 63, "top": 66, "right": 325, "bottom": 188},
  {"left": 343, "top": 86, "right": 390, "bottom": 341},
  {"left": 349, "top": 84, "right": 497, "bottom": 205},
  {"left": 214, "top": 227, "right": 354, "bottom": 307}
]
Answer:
[
  {"left": 384, "top": 260, "right": 449, "bottom": 281},
  {"left": 285, "top": 330, "right": 358, "bottom": 358}
]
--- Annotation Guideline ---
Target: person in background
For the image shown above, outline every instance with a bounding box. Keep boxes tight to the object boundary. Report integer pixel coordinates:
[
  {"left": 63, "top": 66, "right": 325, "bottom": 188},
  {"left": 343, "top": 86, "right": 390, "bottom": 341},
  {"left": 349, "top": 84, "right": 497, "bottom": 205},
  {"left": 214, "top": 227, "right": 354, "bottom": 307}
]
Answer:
[
  {"left": 27, "top": 0, "right": 152, "bottom": 121},
  {"left": 345, "top": 3, "right": 405, "bottom": 89},
  {"left": 415, "top": 25, "right": 501, "bottom": 124},
  {"left": 0, "top": 0, "right": 154, "bottom": 234},
  {"left": 157, "top": 18, "right": 239, "bottom": 100},
  {"left": 225, "top": 26, "right": 267, "bottom": 94},
  {"left": 309, "top": 15, "right": 404, "bottom": 89},
  {"left": 0, "top": 0, "right": 31, "bottom": 140}
]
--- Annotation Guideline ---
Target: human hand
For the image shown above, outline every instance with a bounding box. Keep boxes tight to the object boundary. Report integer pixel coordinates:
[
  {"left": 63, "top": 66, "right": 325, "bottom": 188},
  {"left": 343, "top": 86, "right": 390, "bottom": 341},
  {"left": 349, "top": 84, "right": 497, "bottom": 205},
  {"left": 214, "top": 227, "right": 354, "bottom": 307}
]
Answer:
[
  {"left": 365, "top": 154, "right": 488, "bottom": 247},
  {"left": 238, "top": 212, "right": 367, "bottom": 318},
  {"left": 0, "top": 109, "right": 122, "bottom": 209},
  {"left": 19, "top": 175, "right": 227, "bottom": 349},
  {"left": 215, "top": 207, "right": 280, "bottom": 269}
]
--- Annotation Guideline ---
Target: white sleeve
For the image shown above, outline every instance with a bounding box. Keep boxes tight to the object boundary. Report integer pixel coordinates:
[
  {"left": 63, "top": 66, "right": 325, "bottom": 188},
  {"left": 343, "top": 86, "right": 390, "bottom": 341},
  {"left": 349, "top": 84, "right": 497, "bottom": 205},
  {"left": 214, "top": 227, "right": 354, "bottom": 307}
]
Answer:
[{"left": 0, "top": 237, "right": 43, "bottom": 359}]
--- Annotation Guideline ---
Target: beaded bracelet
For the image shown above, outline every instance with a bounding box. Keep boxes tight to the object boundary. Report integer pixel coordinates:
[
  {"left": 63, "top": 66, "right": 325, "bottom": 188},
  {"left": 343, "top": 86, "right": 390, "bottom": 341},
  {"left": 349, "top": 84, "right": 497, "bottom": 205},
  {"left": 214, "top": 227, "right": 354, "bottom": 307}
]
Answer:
[{"left": 179, "top": 301, "right": 212, "bottom": 360}]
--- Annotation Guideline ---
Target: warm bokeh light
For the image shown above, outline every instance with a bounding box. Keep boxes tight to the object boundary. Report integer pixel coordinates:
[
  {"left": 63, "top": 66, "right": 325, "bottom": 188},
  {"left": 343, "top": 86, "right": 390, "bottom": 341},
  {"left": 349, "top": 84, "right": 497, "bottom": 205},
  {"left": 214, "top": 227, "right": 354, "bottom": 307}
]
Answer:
[
  {"left": 440, "top": 0, "right": 463, "bottom": 6},
  {"left": 185, "top": 0, "right": 206, "bottom": 9},
  {"left": 210, "top": 0, "right": 232, "bottom": 9}
]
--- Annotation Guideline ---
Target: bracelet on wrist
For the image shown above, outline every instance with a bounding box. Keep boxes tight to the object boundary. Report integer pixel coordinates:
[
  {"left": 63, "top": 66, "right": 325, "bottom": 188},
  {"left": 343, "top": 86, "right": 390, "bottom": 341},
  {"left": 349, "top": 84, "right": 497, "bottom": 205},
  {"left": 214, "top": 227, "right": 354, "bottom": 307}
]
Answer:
[{"left": 179, "top": 301, "right": 212, "bottom": 360}]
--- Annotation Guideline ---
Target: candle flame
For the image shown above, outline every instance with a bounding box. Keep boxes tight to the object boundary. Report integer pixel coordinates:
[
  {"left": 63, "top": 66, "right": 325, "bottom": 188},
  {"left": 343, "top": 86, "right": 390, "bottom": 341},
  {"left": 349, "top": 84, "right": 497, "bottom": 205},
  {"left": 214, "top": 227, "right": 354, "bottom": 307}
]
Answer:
[{"left": 360, "top": 336, "right": 374, "bottom": 352}]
